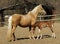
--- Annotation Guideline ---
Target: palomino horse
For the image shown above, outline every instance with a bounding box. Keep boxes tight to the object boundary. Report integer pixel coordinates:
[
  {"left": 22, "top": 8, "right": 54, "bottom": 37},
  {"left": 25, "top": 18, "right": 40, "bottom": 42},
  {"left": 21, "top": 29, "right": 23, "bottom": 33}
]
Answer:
[
  {"left": 34, "top": 4, "right": 56, "bottom": 39},
  {"left": 7, "top": 4, "right": 46, "bottom": 41},
  {"left": 34, "top": 20, "right": 56, "bottom": 39}
]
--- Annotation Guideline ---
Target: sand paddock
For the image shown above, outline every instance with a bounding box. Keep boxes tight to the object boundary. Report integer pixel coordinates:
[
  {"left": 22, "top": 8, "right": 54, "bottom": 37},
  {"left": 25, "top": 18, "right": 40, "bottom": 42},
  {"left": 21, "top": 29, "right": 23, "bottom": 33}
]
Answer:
[{"left": 0, "top": 22, "right": 60, "bottom": 44}]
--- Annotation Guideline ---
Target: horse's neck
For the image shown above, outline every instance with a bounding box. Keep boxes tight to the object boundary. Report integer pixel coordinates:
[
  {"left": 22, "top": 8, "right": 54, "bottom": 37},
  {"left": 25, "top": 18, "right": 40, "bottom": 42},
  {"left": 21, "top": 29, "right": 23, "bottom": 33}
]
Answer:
[
  {"left": 31, "top": 6, "right": 39, "bottom": 18},
  {"left": 31, "top": 7, "right": 38, "bottom": 14},
  {"left": 27, "top": 11, "right": 38, "bottom": 19}
]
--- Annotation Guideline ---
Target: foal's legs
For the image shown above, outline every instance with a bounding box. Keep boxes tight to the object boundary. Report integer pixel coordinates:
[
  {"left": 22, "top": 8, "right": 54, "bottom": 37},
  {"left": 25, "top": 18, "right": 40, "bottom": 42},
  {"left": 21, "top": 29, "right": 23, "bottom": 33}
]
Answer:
[
  {"left": 49, "top": 24, "right": 56, "bottom": 38},
  {"left": 29, "top": 26, "right": 35, "bottom": 39},
  {"left": 37, "top": 27, "right": 43, "bottom": 39}
]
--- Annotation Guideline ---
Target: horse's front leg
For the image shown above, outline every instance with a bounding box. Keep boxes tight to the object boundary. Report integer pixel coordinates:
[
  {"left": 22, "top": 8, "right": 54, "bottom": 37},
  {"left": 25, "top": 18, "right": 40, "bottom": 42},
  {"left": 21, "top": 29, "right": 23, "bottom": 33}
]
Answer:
[{"left": 29, "top": 26, "right": 35, "bottom": 39}]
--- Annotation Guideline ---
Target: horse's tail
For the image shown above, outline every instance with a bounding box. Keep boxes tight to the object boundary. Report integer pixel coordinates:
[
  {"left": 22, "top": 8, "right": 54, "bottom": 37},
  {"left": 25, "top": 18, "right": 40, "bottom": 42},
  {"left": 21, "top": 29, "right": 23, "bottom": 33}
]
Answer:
[
  {"left": 8, "top": 16, "right": 12, "bottom": 30},
  {"left": 7, "top": 16, "right": 12, "bottom": 41}
]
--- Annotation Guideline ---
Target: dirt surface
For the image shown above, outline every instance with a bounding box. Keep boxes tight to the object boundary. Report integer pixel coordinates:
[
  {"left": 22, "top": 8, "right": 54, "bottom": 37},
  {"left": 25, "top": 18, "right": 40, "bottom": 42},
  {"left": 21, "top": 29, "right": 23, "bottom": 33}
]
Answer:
[{"left": 0, "top": 22, "right": 60, "bottom": 44}]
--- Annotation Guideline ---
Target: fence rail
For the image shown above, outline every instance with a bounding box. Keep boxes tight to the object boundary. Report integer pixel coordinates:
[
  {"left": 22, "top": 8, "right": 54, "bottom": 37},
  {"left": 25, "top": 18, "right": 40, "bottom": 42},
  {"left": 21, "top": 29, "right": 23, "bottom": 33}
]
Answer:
[
  {"left": 37, "top": 14, "right": 60, "bottom": 17},
  {"left": 37, "top": 14, "right": 60, "bottom": 21}
]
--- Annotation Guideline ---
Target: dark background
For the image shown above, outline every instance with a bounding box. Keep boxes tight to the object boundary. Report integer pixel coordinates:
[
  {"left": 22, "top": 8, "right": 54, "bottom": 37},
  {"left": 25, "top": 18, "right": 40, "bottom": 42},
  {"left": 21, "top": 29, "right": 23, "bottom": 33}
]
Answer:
[
  {"left": 0, "top": 0, "right": 60, "bottom": 15},
  {"left": 0, "top": 0, "right": 60, "bottom": 26}
]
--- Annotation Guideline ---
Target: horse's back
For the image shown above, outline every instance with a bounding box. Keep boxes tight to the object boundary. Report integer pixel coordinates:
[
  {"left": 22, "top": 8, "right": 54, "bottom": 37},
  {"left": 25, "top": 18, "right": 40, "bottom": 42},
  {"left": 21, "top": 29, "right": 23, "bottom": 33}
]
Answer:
[{"left": 12, "top": 14, "right": 31, "bottom": 26}]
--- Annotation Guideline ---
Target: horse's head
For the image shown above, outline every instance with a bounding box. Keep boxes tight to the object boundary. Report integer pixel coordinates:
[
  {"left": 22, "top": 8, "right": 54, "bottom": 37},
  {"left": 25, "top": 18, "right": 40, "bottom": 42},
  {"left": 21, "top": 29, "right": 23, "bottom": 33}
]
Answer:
[
  {"left": 42, "top": 4, "right": 56, "bottom": 15},
  {"left": 37, "top": 4, "right": 46, "bottom": 15}
]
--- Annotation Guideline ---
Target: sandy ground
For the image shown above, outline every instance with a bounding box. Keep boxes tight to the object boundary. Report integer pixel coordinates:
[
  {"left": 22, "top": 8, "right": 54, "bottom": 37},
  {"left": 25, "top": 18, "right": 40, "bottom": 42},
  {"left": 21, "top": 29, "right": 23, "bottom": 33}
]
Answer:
[{"left": 0, "top": 22, "right": 60, "bottom": 44}]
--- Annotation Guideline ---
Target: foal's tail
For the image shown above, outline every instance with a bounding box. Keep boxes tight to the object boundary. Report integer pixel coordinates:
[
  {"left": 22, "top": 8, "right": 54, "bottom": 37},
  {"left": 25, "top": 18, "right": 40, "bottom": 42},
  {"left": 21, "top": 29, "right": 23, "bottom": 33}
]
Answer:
[{"left": 7, "top": 16, "right": 12, "bottom": 41}]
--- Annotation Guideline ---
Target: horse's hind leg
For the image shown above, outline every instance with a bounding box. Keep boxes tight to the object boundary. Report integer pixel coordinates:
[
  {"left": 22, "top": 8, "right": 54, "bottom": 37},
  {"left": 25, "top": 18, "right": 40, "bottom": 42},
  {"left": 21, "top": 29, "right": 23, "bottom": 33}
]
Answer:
[
  {"left": 11, "top": 25, "right": 16, "bottom": 41},
  {"left": 7, "top": 25, "right": 16, "bottom": 42},
  {"left": 12, "top": 33, "right": 16, "bottom": 41},
  {"left": 7, "top": 27, "right": 13, "bottom": 42}
]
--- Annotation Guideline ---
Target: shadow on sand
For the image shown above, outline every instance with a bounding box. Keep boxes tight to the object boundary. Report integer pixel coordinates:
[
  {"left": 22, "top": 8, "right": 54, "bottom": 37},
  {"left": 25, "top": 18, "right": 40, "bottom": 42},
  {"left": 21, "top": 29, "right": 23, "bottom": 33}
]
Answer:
[
  {"left": 16, "top": 35, "right": 51, "bottom": 40},
  {"left": 17, "top": 37, "right": 29, "bottom": 40},
  {"left": 42, "top": 35, "right": 52, "bottom": 38}
]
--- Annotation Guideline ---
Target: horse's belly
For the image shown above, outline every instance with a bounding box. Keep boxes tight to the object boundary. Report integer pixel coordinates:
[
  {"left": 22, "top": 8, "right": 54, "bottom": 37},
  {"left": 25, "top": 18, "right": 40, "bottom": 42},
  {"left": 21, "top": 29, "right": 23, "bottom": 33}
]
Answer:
[
  {"left": 18, "top": 24, "right": 30, "bottom": 27},
  {"left": 20, "top": 23, "right": 30, "bottom": 26},
  {"left": 20, "top": 16, "right": 31, "bottom": 26},
  {"left": 20, "top": 20, "right": 30, "bottom": 27}
]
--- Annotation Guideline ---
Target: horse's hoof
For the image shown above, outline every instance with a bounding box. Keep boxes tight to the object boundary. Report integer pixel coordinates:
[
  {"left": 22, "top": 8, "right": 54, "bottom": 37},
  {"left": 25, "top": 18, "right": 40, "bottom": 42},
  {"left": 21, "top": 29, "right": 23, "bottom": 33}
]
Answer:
[
  {"left": 51, "top": 33, "right": 56, "bottom": 39},
  {"left": 36, "top": 37, "right": 40, "bottom": 39},
  {"left": 36, "top": 37, "right": 43, "bottom": 39},
  {"left": 52, "top": 36, "right": 56, "bottom": 39},
  {"left": 40, "top": 37, "right": 43, "bottom": 39},
  {"left": 51, "top": 36, "right": 56, "bottom": 39},
  {"left": 8, "top": 40, "right": 12, "bottom": 42},
  {"left": 29, "top": 36, "right": 35, "bottom": 40},
  {"left": 36, "top": 37, "right": 38, "bottom": 39},
  {"left": 8, "top": 39, "right": 15, "bottom": 42},
  {"left": 32, "top": 36, "right": 35, "bottom": 40},
  {"left": 8, "top": 40, "right": 13, "bottom": 42},
  {"left": 28, "top": 36, "right": 31, "bottom": 39},
  {"left": 32, "top": 37, "right": 35, "bottom": 40},
  {"left": 36, "top": 35, "right": 40, "bottom": 39},
  {"left": 40, "top": 36, "right": 43, "bottom": 39},
  {"left": 37, "top": 35, "right": 43, "bottom": 39},
  {"left": 29, "top": 37, "right": 32, "bottom": 39}
]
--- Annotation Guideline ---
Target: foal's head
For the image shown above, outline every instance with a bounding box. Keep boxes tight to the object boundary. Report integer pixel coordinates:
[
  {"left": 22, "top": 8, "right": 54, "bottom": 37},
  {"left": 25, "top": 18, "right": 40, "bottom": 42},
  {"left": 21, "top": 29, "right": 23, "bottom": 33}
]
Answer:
[{"left": 42, "top": 4, "right": 55, "bottom": 15}]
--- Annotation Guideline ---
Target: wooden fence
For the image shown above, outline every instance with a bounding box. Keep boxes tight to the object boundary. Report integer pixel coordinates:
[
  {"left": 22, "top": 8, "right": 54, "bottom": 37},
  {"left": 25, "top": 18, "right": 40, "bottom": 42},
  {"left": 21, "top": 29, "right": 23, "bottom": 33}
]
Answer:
[
  {"left": 37, "top": 14, "right": 60, "bottom": 21},
  {"left": 0, "top": 14, "right": 60, "bottom": 26}
]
